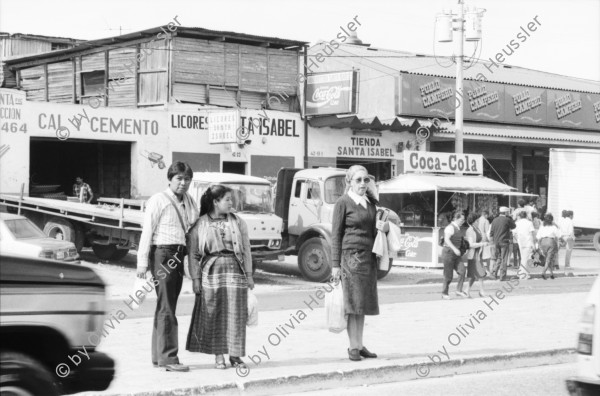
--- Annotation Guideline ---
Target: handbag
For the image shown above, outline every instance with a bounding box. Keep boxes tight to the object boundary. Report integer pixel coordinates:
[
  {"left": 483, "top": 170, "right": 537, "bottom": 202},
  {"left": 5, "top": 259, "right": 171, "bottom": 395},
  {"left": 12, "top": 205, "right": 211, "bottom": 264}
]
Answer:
[{"left": 325, "top": 283, "right": 346, "bottom": 333}]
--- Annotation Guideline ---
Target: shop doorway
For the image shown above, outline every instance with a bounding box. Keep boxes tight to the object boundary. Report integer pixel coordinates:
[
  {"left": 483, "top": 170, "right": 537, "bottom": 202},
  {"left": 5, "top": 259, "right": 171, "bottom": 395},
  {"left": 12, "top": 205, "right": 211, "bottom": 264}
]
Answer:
[
  {"left": 335, "top": 158, "right": 392, "bottom": 182},
  {"left": 29, "top": 138, "right": 131, "bottom": 200},
  {"left": 223, "top": 161, "right": 246, "bottom": 175}
]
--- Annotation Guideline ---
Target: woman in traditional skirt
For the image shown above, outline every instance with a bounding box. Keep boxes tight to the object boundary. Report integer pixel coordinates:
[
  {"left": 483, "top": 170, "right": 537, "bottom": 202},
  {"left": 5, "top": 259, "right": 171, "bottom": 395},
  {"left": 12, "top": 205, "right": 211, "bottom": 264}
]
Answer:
[
  {"left": 186, "top": 184, "right": 254, "bottom": 370},
  {"left": 331, "top": 165, "right": 389, "bottom": 361},
  {"left": 464, "top": 212, "right": 489, "bottom": 297}
]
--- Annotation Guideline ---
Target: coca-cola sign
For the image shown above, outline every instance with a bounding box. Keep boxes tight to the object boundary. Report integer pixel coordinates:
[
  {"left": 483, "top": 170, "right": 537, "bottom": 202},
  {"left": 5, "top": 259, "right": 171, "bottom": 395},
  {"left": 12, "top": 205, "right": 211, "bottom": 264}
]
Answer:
[{"left": 305, "top": 71, "right": 357, "bottom": 116}]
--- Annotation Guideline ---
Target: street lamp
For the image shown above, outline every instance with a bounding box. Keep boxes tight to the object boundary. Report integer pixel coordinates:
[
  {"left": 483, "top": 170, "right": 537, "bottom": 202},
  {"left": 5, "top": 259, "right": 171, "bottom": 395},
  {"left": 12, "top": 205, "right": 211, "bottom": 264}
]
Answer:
[{"left": 435, "top": 1, "right": 486, "bottom": 154}]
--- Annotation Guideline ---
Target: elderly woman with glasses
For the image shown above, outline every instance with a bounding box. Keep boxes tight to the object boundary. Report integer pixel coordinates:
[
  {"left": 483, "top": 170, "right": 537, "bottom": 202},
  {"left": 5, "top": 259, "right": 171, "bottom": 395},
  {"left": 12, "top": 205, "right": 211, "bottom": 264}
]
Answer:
[{"left": 331, "top": 165, "right": 389, "bottom": 362}]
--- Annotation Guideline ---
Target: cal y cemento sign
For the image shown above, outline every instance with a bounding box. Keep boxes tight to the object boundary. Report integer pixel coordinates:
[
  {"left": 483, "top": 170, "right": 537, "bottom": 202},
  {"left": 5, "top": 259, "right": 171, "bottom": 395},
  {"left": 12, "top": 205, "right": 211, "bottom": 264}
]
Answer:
[{"left": 404, "top": 151, "right": 483, "bottom": 175}]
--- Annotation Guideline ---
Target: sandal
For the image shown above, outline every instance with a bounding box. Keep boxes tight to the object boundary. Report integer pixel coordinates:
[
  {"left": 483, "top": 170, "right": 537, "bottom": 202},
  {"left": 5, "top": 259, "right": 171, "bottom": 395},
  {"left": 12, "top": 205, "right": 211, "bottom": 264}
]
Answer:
[
  {"left": 229, "top": 356, "right": 247, "bottom": 369},
  {"left": 215, "top": 355, "right": 226, "bottom": 370}
]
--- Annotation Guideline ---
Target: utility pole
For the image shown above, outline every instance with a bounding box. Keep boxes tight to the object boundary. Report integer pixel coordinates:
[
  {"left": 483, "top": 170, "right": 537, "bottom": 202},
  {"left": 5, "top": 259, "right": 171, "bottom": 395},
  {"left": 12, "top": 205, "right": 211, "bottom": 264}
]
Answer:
[{"left": 455, "top": 0, "right": 464, "bottom": 154}]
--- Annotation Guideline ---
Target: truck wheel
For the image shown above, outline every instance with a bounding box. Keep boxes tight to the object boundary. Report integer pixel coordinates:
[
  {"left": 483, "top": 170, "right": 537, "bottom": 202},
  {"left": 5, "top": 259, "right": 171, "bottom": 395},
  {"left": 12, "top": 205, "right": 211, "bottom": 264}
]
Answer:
[
  {"left": 0, "top": 350, "right": 60, "bottom": 396},
  {"left": 377, "top": 259, "right": 393, "bottom": 280},
  {"left": 298, "top": 237, "right": 332, "bottom": 282},
  {"left": 43, "top": 218, "right": 84, "bottom": 252},
  {"left": 92, "top": 244, "right": 117, "bottom": 260},
  {"left": 594, "top": 232, "right": 600, "bottom": 253},
  {"left": 111, "top": 248, "right": 129, "bottom": 261}
]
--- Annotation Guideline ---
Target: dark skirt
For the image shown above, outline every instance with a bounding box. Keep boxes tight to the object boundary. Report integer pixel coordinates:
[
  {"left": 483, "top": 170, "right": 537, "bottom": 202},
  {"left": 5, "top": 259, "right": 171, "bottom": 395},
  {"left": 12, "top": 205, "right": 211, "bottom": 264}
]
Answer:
[
  {"left": 467, "top": 248, "right": 486, "bottom": 279},
  {"left": 186, "top": 255, "right": 248, "bottom": 356},
  {"left": 341, "top": 249, "right": 379, "bottom": 315}
]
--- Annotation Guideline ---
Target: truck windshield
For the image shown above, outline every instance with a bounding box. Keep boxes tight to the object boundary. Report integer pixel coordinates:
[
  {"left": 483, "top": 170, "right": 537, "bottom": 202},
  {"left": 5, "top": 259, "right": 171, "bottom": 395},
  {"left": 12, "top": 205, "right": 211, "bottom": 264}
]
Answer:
[
  {"left": 324, "top": 176, "right": 346, "bottom": 204},
  {"left": 4, "top": 219, "right": 47, "bottom": 239},
  {"left": 225, "top": 184, "right": 274, "bottom": 214}
]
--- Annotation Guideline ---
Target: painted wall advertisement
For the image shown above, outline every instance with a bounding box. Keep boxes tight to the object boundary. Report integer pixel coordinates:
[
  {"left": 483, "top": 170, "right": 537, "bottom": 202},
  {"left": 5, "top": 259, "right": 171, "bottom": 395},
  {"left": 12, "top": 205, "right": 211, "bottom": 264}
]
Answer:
[
  {"left": 392, "top": 229, "right": 433, "bottom": 264},
  {"left": 399, "top": 74, "right": 600, "bottom": 131},
  {"left": 305, "top": 71, "right": 358, "bottom": 116}
]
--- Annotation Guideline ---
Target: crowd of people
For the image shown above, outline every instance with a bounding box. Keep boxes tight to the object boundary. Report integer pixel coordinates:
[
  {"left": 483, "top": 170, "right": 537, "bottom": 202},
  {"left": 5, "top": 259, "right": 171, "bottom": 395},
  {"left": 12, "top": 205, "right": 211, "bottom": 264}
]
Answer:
[{"left": 440, "top": 198, "right": 576, "bottom": 299}]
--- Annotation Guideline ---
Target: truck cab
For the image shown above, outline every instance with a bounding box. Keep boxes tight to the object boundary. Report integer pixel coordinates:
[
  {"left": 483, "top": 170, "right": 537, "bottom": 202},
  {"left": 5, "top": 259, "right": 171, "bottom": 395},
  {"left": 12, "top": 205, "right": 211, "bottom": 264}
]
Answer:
[
  {"left": 276, "top": 168, "right": 394, "bottom": 282},
  {"left": 189, "top": 172, "right": 283, "bottom": 264}
]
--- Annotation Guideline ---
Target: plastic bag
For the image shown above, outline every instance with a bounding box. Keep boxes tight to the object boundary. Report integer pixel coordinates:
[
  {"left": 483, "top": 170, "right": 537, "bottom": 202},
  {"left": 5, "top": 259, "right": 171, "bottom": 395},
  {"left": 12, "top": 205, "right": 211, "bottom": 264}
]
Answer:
[
  {"left": 325, "top": 283, "right": 346, "bottom": 333},
  {"left": 387, "top": 222, "right": 403, "bottom": 253},
  {"left": 247, "top": 291, "right": 258, "bottom": 327},
  {"left": 130, "top": 276, "right": 149, "bottom": 310}
]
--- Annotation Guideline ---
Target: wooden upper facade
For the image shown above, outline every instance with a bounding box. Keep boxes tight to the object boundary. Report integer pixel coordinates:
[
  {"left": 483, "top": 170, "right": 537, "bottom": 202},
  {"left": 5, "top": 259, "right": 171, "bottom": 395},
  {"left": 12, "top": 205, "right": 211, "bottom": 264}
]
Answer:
[{"left": 3, "top": 26, "right": 307, "bottom": 111}]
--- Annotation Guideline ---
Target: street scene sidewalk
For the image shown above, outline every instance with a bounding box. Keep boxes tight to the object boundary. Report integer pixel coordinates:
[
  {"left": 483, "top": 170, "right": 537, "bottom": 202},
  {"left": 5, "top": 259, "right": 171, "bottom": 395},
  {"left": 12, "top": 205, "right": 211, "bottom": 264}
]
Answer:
[
  {"left": 74, "top": 245, "right": 598, "bottom": 396},
  {"left": 79, "top": 287, "right": 587, "bottom": 396}
]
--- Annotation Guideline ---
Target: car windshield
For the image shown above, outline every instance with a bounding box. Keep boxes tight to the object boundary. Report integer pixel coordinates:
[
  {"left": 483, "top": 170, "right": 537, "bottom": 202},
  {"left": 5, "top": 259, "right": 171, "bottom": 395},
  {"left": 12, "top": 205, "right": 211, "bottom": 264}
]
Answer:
[
  {"left": 4, "top": 218, "right": 47, "bottom": 239},
  {"left": 324, "top": 176, "right": 346, "bottom": 204},
  {"left": 225, "top": 183, "right": 274, "bottom": 214}
]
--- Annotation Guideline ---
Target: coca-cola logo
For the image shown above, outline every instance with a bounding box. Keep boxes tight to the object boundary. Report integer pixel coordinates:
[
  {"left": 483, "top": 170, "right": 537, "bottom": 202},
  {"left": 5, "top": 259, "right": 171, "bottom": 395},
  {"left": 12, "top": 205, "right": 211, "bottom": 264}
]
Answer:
[
  {"left": 312, "top": 86, "right": 342, "bottom": 104},
  {"left": 398, "top": 235, "right": 419, "bottom": 250}
]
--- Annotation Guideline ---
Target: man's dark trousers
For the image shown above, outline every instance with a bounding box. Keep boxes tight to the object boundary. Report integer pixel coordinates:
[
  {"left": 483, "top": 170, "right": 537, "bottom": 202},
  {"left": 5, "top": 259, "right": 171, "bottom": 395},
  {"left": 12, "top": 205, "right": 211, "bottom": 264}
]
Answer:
[
  {"left": 149, "top": 245, "right": 186, "bottom": 366},
  {"left": 441, "top": 247, "right": 466, "bottom": 295},
  {"left": 492, "top": 242, "right": 510, "bottom": 279}
]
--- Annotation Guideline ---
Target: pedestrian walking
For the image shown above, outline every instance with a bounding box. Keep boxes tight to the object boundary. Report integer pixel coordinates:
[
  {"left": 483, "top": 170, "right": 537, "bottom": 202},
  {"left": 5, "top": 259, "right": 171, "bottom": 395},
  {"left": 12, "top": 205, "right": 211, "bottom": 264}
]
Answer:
[
  {"left": 489, "top": 206, "right": 516, "bottom": 281},
  {"left": 440, "top": 211, "right": 468, "bottom": 299},
  {"left": 136, "top": 161, "right": 199, "bottom": 372},
  {"left": 186, "top": 184, "right": 254, "bottom": 370},
  {"left": 476, "top": 210, "right": 492, "bottom": 272},
  {"left": 536, "top": 213, "right": 561, "bottom": 280},
  {"left": 331, "top": 165, "right": 388, "bottom": 362},
  {"left": 464, "top": 212, "right": 489, "bottom": 298},
  {"left": 514, "top": 211, "right": 535, "bottom": 279},
  {"left": 558, "top": 210, "right": 575, "bottom": 269}
]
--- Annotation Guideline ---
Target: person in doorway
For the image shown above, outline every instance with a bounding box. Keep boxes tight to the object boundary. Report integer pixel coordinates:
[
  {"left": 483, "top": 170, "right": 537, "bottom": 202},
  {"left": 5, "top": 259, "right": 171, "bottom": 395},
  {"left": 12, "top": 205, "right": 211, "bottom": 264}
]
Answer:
[
  {"left": 514, "top": 211, "right": 536, "bottom": 279},
  {"left": 558, "top": 210, "right": 575, "bottom": 269},
  {"left": 536, "top": 213, "right": 561, "bottom": 280},
  {"left": 186, "top": 184, "right": 254, "bottom": 370},
  {"left": 464, "top": 212, "right": 489, "bottom": 297},
  {"left": 331, "top": 165, "right": 388, "bottom": 361},
  {"left": 476, "top": 211, "right": 492, "bottom": 272},
  {"left": 441, "top": 211, "right": 468, "bottom": 300},
  {"left": 136, "top": 162, "right": 199, "bottom": 372},
  {"left": 489, "top": 206, "right": 516, "bottom": 281},
  {"left": 73, "top": 176, "right": 93, "bottom": 204}
]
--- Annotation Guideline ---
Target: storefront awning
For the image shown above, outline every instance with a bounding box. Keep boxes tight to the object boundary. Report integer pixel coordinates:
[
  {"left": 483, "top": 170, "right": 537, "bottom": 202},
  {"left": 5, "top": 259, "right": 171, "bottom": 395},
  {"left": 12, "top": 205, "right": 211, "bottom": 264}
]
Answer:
[
  {"left": 378, "top": 173, "right": 517, "bottom": 194},
  {"left": 308, "top": 115, "right": 430, "bottom": 132}
]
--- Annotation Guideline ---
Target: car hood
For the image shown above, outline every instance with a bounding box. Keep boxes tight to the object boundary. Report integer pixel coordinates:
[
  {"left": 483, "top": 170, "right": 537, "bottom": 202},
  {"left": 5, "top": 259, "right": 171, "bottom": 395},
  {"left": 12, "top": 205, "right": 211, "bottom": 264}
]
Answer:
[{"left": 21, "top": 238, "right": 75, "bottom": 250}]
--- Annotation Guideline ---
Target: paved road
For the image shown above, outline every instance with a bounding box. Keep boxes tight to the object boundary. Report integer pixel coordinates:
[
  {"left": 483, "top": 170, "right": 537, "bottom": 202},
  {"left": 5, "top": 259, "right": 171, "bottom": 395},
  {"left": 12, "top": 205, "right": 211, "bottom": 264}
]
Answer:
[
  {"left": 110, "top": 274, "right": 596, "bottom": 319},
  {"left": 285, "top": 363, "right": 579, "bottom": 396}
]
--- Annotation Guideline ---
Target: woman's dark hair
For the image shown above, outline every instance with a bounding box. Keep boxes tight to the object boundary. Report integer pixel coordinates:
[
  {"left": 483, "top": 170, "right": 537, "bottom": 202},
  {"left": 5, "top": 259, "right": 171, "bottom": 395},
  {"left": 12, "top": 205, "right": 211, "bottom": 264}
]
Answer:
[
  {"left": 467, "top": 212, "right": 479, "bottom": 225},
  {"left": 200, "top": 184, "right": 233, "bottom": 217},
  {"left": 453, "top": 211, "right": 465, "bottom": 220},
  {"left": 519, "top": 211, "right": 527, "bottom": 219},
  {"left": 167, "top": 161, "right": 193, "bottom": 181},
  {"left": 531, "top": 211, "right": 539, "bottom": 219},
  {"left": 543, "top": 213, "right": 554, "bottom": 227},
  {"left": 517, "top": 199, "right": 525, "bottom": 208}
]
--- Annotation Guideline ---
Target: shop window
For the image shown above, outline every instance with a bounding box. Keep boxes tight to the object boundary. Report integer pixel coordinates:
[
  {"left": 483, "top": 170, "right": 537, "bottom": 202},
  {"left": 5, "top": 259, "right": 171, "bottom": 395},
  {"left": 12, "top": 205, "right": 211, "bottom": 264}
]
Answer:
[
  {"left": 81, "top": 70, "right": 105, "bottom": 96},
  {"left": 138, "top": 41, "right": 168, "bottom": 106}
]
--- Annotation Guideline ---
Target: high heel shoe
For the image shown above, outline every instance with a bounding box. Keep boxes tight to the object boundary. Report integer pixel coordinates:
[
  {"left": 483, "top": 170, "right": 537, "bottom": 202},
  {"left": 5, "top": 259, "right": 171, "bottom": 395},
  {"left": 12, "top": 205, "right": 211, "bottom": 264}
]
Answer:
[
  {"left": 229, "top": 356, "right": 247, "bottom": 369},
  {"left": 215, "top": 355, "right": 226, "bottom": 370},
  {"left": 541, "top": 274, "right": 547, "bottom": 280},
  {"left": 479, "top": 290, "right": 487, "bottom": 298},
  {"left": 550, "top": 275, "right": 555, "bottom": 279}
]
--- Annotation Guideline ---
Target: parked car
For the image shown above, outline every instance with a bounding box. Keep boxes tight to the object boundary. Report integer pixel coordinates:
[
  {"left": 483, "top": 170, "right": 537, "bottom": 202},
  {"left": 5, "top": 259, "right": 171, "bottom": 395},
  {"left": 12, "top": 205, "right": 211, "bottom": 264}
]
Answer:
[
  {"left": 0, "top": 213, "right": 79, "bottom": 262},
  {"left": 0, "top": 254, "right": 114, "bottom": 395},
  {"left": 566, "top": 275, "right": 600, "bottom": 395}
]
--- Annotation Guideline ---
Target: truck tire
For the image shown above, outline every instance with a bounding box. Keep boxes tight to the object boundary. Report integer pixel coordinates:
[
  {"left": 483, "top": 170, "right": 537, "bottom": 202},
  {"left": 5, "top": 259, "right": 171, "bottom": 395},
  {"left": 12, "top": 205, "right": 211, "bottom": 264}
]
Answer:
[
  {"left": 377, "top": 259, "right": 393, "bottom": 280},
  {"left": 0, "top": 350, "right": 61, "bottom": 396},
  {"left": 92, "top": 244, "right": 129, "bottom": 261},
  {"left": 111, "top": 248, "right": 130, "bottom": 261},
  {"left": 298, "top": 237, "right": 332, "bottom": 282},
  {"left": 43, "top": 218, "right": 84, "bottom": 252},
  {"left": 594, "top": 232, "right": 600, "bottom": 253}
]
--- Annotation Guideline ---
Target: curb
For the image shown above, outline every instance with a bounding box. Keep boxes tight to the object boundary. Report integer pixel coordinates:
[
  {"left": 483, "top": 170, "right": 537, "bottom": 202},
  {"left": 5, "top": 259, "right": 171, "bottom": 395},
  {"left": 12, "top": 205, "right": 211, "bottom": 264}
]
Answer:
[
  {"left": 96, "top": 348, "right": 576, "bottom": 396},
  {"left": 416, "top": 272, "right": 598, "bottom": 285}
]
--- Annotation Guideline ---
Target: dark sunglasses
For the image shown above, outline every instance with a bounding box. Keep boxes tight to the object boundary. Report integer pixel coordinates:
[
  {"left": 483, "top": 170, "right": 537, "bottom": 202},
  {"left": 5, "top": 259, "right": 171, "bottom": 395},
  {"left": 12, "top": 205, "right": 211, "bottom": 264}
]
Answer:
[{"left": 353, "top": 177, "right": 371, "bottom": 184}]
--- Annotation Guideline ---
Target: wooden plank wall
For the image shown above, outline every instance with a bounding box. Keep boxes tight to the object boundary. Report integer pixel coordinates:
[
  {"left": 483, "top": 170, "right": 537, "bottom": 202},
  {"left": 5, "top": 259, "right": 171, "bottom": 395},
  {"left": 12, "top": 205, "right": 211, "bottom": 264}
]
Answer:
[
  {"left": 47, "top": 61, "right": 73, "bottom": 103},
  {"left": 108, "top": 47, "right": 136, "bottom": 107},
  {"left": 20, "top": 65, "right": 45, "bottom": 101}
]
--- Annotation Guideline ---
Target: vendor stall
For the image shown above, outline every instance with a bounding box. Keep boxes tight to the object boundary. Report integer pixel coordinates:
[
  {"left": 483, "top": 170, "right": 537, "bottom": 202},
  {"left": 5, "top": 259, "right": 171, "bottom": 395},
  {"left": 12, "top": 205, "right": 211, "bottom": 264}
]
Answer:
[{"left": 377, "top": 151, "right": 535, "bottom": 268}]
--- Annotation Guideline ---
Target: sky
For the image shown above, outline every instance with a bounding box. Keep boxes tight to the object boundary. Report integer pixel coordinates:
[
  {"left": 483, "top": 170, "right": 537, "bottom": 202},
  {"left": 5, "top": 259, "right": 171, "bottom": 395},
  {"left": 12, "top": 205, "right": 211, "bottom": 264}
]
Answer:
[{"left": 1, "top": 0, "right": 599, "bottom": 82}]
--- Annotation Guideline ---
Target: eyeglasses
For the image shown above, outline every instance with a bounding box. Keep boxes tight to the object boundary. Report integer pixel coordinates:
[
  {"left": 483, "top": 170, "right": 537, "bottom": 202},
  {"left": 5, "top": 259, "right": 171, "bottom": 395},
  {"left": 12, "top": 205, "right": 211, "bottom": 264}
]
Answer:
[{"left": 353, "top": 177, "right": 371, "bottom": 184}]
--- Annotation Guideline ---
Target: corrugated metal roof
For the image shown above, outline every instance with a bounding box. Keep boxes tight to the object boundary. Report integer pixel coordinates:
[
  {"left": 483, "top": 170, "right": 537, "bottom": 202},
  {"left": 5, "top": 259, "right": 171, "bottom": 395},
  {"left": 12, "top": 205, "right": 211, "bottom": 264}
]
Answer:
[
  {"left": 311, "top": 42, "right": 600, "bottom": 94},
  {"left": 434, "top": 123, "right": 600, "bottom": 145}
]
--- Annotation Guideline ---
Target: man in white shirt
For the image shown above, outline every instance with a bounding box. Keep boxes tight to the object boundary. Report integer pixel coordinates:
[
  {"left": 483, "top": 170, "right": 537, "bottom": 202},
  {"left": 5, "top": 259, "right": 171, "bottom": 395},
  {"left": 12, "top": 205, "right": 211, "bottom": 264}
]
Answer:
[
  {"left": 136, "top": 162, "right": 198, "bottom": 372},
  {"left": 514, "top": 211, "right": 535, "bottom": 278},
  {"left": 558, "top": 210, "right": 575, "bottom": 268}
]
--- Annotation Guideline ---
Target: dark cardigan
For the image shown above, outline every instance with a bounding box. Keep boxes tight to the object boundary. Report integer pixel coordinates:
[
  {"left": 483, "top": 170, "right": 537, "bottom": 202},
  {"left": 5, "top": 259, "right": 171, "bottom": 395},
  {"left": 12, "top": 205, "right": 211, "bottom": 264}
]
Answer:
[{"left": 331, "top": 194, "right": 378, "bottom": 268}]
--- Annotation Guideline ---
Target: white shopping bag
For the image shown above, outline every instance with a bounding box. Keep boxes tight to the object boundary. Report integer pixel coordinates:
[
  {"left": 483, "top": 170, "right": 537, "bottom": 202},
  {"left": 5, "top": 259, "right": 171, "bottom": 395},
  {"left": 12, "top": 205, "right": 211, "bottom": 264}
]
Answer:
[
  {"left": 130, "top": 276, "right": 149, "bottom": 310},
  {"left": 325, "top": 283, "right": 346, "bottom": 333},
  {"left": 247, "top": 290, "right": 258, "bottom": 327}
]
